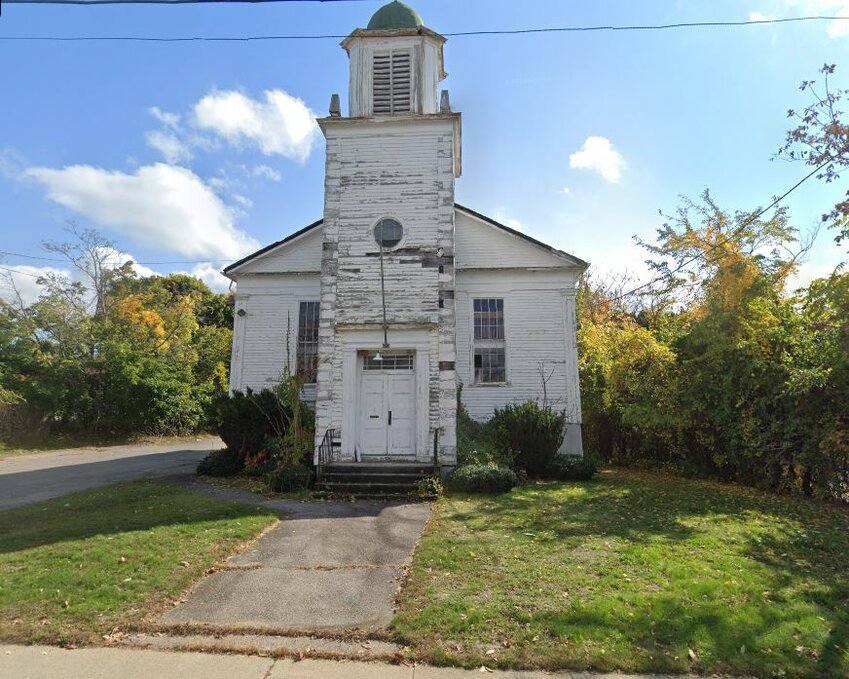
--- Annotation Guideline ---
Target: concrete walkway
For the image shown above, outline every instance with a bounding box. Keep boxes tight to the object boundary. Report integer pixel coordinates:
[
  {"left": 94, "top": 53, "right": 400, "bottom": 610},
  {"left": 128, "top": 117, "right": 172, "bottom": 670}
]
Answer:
[
  {"left": 0, "top": 645, "right": 687, "bottom": 679},
  {"left": 0, "top": 437, "right": 220, "bottom": 510},
  {"left": 160, "top": 480, "right": 433, "bottom": 631}
]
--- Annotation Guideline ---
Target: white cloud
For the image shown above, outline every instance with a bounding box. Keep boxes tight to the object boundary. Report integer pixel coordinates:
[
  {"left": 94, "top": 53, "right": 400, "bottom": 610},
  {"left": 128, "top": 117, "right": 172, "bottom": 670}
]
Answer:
[
  {"left": 569, "top": 136, "right": 626, "bottom": 183},
  {"left": 145, "top": 130, "right": 192, "bottom": 164},
  {"left": 149, "top": 106, "right": 180, "bottom": 128},
  {"left": 25, "top": 163, "right": 259, "bottom": 260},
  {"left": 558, "top": 186, "right": 572, "bottom": 196},
  {"left": 193, "top": 89, "right": 318, "bottom": 161},
  {"left": 0, "top": 147, "right": 26, "bottom": 180},
  {"left": 253, "top": 164, "right": 282, "bottom": 182},
  {"left": 748, "top": 11, "right": 776, "bottom": 21},
  {"left": 0, "top": 250, "right": 158, "bottom": 307},
  {"left": 492, "top": 207, "right": 525, "bottom": 232},
  {"left": 0, "top": 265, "right": 69, "bottom": 306},
  {"left": 185, "top": 262, "right": 231, "bottom": 293},
  {"left": 787, "top": 0, "right": 849, "bottom": 37},
  {"left": 787, "top": 261, "right": 841, "bottom": 289}
]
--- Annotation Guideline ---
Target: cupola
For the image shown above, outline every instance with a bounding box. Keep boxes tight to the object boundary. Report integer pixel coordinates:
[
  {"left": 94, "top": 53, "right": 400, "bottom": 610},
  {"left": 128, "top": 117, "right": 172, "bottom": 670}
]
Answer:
[{"left": 341, "top": 1, "right": 448, "bottom": 118}]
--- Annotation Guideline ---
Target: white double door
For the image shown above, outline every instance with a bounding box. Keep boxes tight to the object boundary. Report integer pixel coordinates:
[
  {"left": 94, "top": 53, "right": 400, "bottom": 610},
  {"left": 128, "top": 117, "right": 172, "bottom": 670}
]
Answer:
[{"left": 358, "top": 370, "right": 416, "bottom": 458}]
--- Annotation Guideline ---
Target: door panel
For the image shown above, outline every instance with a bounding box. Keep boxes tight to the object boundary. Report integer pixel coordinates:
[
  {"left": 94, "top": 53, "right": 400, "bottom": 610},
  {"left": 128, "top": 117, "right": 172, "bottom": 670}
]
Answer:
[
  {"left": 387, "top": 373, "right": 415, "bottom": 456},
  {"left": 357, "top": 355, "right": 417, "bottom": 459},
  {"left": 359, "top": 373, "right": 386, "bottom": 455}
]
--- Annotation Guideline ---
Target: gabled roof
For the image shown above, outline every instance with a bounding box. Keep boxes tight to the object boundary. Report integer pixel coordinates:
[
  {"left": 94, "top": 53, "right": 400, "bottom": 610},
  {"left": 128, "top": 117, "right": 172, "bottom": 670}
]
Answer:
[
  {"left": 223, "top": 206, "right": 588, "bottom": 277},
  {"left": 223, "top": 218, "right": 323, "bottom": 276},
  {"left": 454, "top": 204, "right": 589, "bottom": 270}
]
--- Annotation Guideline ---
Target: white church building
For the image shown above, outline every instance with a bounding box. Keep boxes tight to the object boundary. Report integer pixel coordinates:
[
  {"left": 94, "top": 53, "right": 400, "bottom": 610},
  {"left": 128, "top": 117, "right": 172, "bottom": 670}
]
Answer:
[{"left": 225, "top": 1, "right": 588, "bottom": 470}]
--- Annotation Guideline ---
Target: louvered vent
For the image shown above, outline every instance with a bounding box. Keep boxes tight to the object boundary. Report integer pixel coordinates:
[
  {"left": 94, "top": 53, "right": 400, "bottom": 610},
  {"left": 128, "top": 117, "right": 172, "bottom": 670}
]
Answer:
[{"left": 373, "top": 50, "right": 411, "bottom": 115}]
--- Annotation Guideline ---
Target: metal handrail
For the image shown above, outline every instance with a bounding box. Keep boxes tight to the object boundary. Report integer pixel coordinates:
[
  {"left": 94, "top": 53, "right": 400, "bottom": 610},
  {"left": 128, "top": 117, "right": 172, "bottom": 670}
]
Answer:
[{"left": 316, "top": 428, "right": 338, "bottom": 484}]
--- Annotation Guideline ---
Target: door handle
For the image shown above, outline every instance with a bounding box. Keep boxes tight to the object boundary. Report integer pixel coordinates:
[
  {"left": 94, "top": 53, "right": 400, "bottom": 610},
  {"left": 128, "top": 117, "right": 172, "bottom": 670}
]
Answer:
[{"left": 388, "top": 410, "right": 392, "bottom": 425}]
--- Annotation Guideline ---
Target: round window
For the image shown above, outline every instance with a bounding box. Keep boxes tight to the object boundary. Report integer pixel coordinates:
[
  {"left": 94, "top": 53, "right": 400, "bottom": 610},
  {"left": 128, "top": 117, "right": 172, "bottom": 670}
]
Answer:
[{"left": 374, "top": 218, "right": 403, "bottom": 248}]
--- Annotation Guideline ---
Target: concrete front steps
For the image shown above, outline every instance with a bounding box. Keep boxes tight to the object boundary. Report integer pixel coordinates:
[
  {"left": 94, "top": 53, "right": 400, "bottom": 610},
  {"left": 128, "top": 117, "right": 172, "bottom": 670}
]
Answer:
[{"left": 316, "top": 462, "right": 436, "bottom": 499}]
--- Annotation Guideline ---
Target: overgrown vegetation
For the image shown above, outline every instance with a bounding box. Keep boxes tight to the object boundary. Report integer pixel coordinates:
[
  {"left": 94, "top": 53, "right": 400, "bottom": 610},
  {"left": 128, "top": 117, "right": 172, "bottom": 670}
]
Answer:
[
  {"left": 579, "top": 190, "right": 848, "bottom": 499},
  {"left": 0, "top": 480, "right": 276, "bottom": 645},
  {"left": 454, "top": 390, "right": 595, "bottom": 491},
  {"left": 0, "top": 228, "right": 232, "bottom": 443},
  {"left": 394, "top": 469, "right": 849, "bottom": 677},
  {"left": 197, "top": 372, "right": 315, "bottom": 493},
  {"left": 445, "top": 462, "right": 519, "bottom": 494},
  {"left": 491, "top": 400, "right": 566, "bottom": 477}
]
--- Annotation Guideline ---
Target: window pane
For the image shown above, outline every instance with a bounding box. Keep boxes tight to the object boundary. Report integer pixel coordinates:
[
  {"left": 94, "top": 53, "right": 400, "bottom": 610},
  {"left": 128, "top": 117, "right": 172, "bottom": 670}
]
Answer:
[
  {"left": 297, "top": 301, "right": 320, "bottom": 383},
  {"left": 474, "top": 347, "right": 506, "bottom": 384},
  {"left": 374, "top": 219, "right": 403, "bottom": 248},
  {"left": 473, "top": 297, "right": 504, "bottom": 340}
]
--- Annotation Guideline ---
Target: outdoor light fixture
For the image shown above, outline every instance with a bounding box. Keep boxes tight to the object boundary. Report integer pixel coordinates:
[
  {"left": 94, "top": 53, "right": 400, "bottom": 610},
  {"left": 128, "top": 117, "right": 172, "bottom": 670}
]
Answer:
[{"left": 374, "top": 351, "right": 384, "bottom": 362}]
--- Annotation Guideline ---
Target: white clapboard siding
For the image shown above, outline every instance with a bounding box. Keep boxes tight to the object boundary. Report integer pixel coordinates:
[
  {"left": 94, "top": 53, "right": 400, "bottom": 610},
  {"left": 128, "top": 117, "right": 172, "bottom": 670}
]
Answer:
[
  {"left": 230, "top": 226, "right": 323, "bottom": 275},
  {"left": 454, "top": 209, "right": 577, "bottom": 270},
  {"left": 456, "top": 269, "right": 583, "bottom": 454},
  {"left": 230, "top": 274, "right": 321, "bottom": 401}
]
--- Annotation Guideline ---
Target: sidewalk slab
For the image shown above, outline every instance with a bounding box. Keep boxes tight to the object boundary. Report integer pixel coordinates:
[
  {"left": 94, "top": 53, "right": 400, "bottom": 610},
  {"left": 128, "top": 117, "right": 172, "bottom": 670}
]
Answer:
[
  {"left": 0, "top": 644, "right": 273, "bottom": 679},
  {"left": 161, "top": 500, "right": 432, "bottom": 631}
]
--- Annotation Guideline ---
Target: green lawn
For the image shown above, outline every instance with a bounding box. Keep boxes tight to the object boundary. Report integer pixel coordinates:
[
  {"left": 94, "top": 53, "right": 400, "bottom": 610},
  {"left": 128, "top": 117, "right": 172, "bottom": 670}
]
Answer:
[
  {"left": 0, "top": 480, "right": 277, "bottom": 644},
  {"left": 393, "top": 469, "right": 849, "bottom": 678}
]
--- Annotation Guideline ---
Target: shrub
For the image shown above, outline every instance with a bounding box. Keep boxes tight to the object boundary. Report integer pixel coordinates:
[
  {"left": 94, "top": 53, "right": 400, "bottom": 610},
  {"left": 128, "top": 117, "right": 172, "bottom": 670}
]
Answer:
[
  {"left": 268, "top": 464, "right": 312, "bottom": 492},
  {"left": 547, "top": 455, "right": 599, "bottom": 481},
  {"left": 491, "top": 400, "right": 566, "bottom": 477},
  {"left": 244, "top": 450, "right": 273, "bottom": 477},
  {"left": 457, "top": 401, "right": 503, "bottom": 467},
  {"left": 447, "top": 463, "right": 519, "bottom": 494},
  {"left": 411, "top": 476, "right": 444, "bottom": 501},
  {"left": 212, "top": 388, "right": 292, "bottom": 461},
  {"left": 197, "top": 448, "right": 243, "bottom": 477}
]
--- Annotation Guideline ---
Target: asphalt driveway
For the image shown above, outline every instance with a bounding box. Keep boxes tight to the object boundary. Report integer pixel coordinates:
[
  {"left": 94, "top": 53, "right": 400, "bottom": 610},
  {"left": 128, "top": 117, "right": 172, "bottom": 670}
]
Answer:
[{"left": 0, "top": 438, "right": 220, "bottom": 510}]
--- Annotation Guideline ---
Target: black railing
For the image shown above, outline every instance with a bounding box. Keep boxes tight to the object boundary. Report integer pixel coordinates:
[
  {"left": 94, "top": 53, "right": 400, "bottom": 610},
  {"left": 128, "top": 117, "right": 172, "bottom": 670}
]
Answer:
[{"left": 316, "top": 428, "right": 338, "bottom": 484}]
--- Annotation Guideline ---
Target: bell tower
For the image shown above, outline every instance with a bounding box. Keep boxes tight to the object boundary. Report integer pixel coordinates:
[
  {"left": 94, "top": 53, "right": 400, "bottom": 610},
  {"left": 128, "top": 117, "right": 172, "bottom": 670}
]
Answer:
[
  {"left": 314, "top": 1, "right": 462, "bottom": 465},
  {"left": 342, "top": 0, "right": 448, "bottom": 118}
]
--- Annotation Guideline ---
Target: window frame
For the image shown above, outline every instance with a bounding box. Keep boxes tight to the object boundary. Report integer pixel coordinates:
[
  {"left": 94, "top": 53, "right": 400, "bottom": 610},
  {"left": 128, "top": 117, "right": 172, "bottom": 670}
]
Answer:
[
  {"left": 296, "top": 301, "right": 320, "bottom": 384},
  {"left": 471, "top": 297, "right": 508, "bottom": 385}
]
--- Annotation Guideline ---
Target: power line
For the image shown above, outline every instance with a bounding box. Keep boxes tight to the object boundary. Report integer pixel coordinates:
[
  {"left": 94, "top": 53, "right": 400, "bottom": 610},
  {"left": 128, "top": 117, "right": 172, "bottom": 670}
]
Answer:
[
  {"left": 5, "top": 0, "right": 372, "bottom": 3},
  {"left": 0, "top": 14, "right": 847, "bottom": 42},
  {"left": 0, "top": 250, "right": 232, "bottom": 265},
  {"left": 0, "top": 265, "right": 44, "bottom": 278},
  {"left": 611, "top": 160, "right": 831, "bottom": 302}
]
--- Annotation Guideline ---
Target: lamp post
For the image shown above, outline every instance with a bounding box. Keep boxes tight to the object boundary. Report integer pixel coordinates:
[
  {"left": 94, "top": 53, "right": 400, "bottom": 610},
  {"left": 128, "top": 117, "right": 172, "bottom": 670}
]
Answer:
[{"left": 378, "top": 221, "right": 390, "bottom": 354}]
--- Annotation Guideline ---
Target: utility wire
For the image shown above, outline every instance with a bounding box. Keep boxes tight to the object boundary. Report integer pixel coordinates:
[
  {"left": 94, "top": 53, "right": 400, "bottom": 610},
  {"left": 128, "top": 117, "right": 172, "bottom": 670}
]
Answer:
[
  {"left": 5, "top": 0, "right": 372, "bottom": 3},
  {"left": 0, "top": 265, "right": 43, "bottom": 278},
  {"left": 611, "top": 161, "right": 832, "bottom": 302},
  {"left": 0, "top": 15, "right": 847, "bottom": 41},
  {"left": 0, "top": 251, "right": 233, "bottom": 265}
]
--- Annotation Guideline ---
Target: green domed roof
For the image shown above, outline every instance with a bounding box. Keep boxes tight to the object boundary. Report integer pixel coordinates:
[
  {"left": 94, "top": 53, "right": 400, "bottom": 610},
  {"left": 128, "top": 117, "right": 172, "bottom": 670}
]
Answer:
[{"left": 366, "top": 1, "right": 424, "bottom": 30}]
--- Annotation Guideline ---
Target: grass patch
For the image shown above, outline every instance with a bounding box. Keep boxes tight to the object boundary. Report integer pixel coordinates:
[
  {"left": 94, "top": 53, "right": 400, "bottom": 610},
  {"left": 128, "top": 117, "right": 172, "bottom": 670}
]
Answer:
[
  {"left": 0, "top": 480, "right": 277, "bottom": 645},
  {"left": 393, "top": 469, "right": 849, "bottom": 678}
]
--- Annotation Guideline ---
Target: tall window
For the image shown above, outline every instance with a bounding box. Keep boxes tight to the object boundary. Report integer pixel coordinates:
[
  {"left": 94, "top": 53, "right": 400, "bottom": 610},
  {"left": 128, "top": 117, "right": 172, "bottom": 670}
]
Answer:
[
  {"left": 373, "top": 50, "right": 411, "bottom": 115},
  {"left": 297, "top": 301, "right": 320, "bottom": 384},
  {"left": 473, "top": 298, "right": 506, "bottom": 383}
]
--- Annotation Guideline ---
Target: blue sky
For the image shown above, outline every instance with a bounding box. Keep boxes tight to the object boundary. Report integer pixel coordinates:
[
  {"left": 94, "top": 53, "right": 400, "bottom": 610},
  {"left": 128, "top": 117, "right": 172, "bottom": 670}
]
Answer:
[{"left": 1, "top": 0, "right": 847, "bottom": 301}]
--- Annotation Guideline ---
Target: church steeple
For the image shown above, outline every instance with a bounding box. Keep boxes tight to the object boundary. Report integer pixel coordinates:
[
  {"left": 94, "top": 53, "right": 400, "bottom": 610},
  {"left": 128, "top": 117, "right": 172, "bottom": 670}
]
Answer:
[{"left": 339, "top": 1, "right": 448, "bottom": 118}]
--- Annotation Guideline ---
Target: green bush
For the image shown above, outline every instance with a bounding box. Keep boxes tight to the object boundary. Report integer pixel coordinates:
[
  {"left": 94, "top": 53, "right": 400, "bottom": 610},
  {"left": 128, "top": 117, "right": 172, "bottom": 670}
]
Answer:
[
  {"left": 411, "top": 476, "right": 444, "bottom": 501},
  {"left": 268, "top": 464, "right": 312, "bottom": 492},
  {"left": 212, "top": 388, "right": 291, "bottom": 461},
  {"left": 457, "top": 402, "right": 503, "bottom": 467},
  {"left": 547, "top": 455, "right": 599, "bottom": 481},
  {"left": 197, "top": 448, "right": 243, "bottom": 477},
  {"left": 492, "top": 401, "right": 566, "bottom": 477},
  {"left": 447, "top": 463, "right": 519, "bottom": 494}
]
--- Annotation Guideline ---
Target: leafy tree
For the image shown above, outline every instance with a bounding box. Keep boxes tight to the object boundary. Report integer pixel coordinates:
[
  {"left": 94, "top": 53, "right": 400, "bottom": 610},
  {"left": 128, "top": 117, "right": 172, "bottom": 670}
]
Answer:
[{"left": 780, "top": 63, "right": 849, "bottom": 248}]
